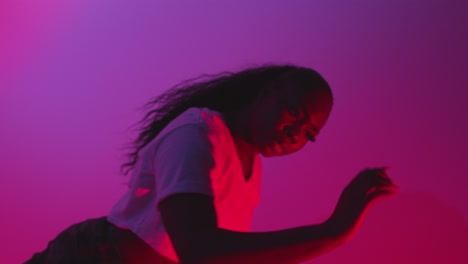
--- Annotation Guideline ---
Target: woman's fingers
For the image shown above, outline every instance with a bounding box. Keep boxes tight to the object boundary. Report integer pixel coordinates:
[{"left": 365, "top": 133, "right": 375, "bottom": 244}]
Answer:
[
  {"left": 329, "top": 167, "right": 400, "bottom": 240},
  {"left": 365, "top": 171, "right": 399, "bottom": 203},
  {"left": 376, "top": 167, "right": 397, "bottom": 185},
  {"left": 355, "top": 167, "right": 399, "bottom": 197},
  {"left": 343, "top": 167, "right": 399, "bottom": 210},
  {"left": 365, "top": 188, "right": 399, "bottom": 205},
  {"left": 364, "top": 167, "right": 398, "bottom": 187},
  {"left": 366, "top": 183, "right": 399, "bottom": 196},
  {"left": 375, "top": 174, "right": 398, "bottom": 189}
]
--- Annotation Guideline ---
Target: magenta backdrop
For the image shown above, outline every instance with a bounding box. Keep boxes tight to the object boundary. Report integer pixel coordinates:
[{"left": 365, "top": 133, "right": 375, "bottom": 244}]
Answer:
[{"left": 1, "top": 0, "right": 467, "bottom": 263}]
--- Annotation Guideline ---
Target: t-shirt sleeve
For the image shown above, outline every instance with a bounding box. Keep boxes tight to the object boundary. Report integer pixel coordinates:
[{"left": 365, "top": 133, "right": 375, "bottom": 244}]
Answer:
[{"left": 153, "top": 123, "right": 220, "bottom": 208}]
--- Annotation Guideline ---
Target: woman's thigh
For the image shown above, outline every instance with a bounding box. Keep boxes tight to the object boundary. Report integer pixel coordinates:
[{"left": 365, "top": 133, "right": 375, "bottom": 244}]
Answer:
[
  {"left": 25, "top": 217, "right": 123, "bottom": 263},
  {"left": 24, "top": 217, "right": 176, "bottom": 264}
]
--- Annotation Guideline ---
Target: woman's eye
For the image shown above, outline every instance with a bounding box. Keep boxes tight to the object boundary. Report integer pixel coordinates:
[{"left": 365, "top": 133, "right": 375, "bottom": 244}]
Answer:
[
  {"left": 283, "top": 126, "right": 297, "bottom": 144},
  {"left": 307, "top": 131, "right": 316, "bottom": 142}
]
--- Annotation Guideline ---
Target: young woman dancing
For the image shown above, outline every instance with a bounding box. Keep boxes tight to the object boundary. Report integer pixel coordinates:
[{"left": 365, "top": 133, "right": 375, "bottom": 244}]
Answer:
[{"left": 26, "top": 65, "right": 398, "bottom": 264}]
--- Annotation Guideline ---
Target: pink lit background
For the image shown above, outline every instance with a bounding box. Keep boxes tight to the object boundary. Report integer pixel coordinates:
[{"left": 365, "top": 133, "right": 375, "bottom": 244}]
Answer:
[{"left": 1, "top": 1, "right": 468, "bottom": 263}]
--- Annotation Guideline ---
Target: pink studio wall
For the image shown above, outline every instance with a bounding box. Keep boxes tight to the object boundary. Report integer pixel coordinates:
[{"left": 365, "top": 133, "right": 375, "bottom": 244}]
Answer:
[{"left": 1, "top": 0, "right": 467, "bottom": 263}]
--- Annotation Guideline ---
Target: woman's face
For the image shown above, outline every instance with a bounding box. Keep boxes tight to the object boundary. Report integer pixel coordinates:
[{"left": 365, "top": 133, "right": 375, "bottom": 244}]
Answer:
[{"left": 250, "top": 85, "right": 333, "bottom": 157}]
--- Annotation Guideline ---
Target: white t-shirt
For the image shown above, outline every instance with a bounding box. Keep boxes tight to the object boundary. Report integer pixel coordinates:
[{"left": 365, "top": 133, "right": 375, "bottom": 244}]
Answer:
[{"left": 108, "top": 107, "right": 262, "bottom": 262}]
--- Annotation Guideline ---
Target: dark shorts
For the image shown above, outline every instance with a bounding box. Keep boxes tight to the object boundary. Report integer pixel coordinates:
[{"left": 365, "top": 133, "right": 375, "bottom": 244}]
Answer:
[{"left": 24, "top": 217, "right": 177, "bottom": 264}]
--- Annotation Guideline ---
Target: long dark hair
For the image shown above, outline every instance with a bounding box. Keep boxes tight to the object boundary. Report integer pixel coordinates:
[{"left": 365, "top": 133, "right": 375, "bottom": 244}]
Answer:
[{"left": 120, "top": 64, "right": 330, "bottom": 175}]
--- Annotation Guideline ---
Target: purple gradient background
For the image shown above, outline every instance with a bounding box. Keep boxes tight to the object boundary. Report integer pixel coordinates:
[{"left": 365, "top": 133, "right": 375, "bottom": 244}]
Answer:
[{"left": 1, "top": 1, "right": 468, "bottom": 263}]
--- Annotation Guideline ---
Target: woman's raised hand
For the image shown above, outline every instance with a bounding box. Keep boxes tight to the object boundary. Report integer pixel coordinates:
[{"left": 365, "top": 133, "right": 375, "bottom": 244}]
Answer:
[{"left": 326, "top": 167, "right": 399, "bottom": 242}]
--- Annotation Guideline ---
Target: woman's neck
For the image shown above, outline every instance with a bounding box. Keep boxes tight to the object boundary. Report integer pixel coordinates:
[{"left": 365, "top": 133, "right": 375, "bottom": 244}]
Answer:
[{"left": 222, "top": 108, "right": 258, "bottom": 158}]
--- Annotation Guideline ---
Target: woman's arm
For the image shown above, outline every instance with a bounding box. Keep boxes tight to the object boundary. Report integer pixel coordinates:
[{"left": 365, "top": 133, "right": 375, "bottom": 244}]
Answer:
[
  {"left": 160, "top": 193, "right": 340, "bottom": 264},
  {"left": 159, "top": 168, "right": 397, "bottom": 264}
]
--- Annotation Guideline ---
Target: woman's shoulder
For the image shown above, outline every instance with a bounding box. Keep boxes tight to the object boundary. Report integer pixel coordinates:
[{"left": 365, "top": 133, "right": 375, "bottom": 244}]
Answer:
[
  {"left": 140, "top": 107, "right": 227, "bottom": 155},
  {"left": 170, "top": 107, "right": 225, "bottom": 130}
]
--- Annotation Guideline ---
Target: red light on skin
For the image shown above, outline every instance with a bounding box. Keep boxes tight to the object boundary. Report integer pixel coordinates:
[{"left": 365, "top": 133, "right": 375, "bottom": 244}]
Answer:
[
  {"left": 135, "top": 188, "right": 150, "bottom": 197},
  {"left": 272, "top": 142, "right": 283, "bottom": 154}
]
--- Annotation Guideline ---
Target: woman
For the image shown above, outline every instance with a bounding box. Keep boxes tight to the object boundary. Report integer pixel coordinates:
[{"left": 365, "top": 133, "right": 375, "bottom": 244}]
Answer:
[{"left": 26, "top": 65, "right": 398, "bottom": 263}]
